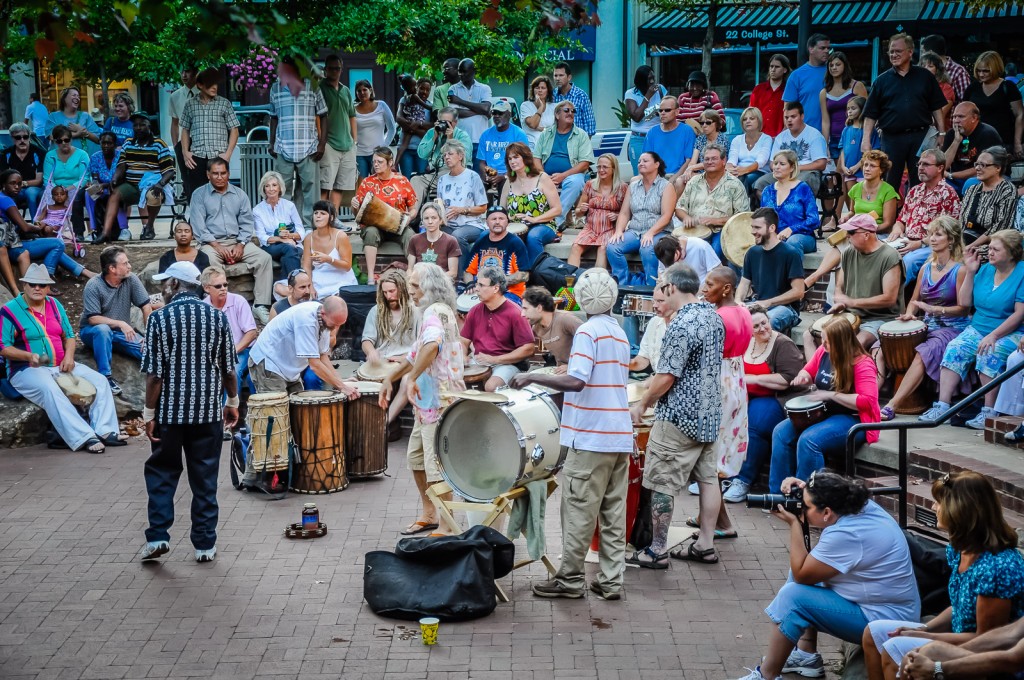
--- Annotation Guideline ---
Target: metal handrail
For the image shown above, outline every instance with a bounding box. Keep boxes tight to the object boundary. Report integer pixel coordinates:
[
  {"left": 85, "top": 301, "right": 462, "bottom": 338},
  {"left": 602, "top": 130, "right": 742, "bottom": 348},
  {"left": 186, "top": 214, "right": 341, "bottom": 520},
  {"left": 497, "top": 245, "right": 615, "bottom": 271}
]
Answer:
[{"left": 845, "top": 358, "right": 1024, "bottom": 527}]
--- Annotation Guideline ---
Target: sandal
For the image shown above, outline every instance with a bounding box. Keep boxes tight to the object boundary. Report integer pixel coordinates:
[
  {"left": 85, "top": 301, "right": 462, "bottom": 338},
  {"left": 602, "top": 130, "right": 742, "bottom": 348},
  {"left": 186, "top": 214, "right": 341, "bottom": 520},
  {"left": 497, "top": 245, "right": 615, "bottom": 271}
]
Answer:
[
  {"left": 691, "top": 529, "right": 738, "bottom": 540},
  {"left": 625, "top": 546, "right": 669, "bottom": 570},
  {"left": 400, "top": 520, "right": 439, "bottom": 536},
  {"left": 880, "top": 406, "right": 896, "bottom": 422},
  {"left": 78, "top": 437, "right": 106, "bottom": 454},
  {"left": 100, "top": 432, "right": 129, "bottom": 447},
  {"left": 670, "top": 542, "right": 719, "bottom": 564}
]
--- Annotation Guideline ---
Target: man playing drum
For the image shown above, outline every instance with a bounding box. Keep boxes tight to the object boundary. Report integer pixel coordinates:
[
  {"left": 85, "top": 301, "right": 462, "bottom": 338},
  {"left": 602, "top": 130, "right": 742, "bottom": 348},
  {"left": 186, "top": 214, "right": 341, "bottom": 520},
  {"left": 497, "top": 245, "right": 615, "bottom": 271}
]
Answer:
[
  {"left": 350, "top": 146, "right": 418, "bottom": 284},
  {"left": 460, "top": 266, "right": 535, "bottom": 392},
  {"left": 361, "top": 268, "right": 419, "bottom": 424},
  {"left": 379, "top": 262, "right": 465, "bottom": 536},
  {"left": 735, "top": 207, "right": 806, "bottom": 333},
  {"left": 510, "top": 268, "right": 632, "bottom": 600},
  {"left": 463, "top": 206, "right": 531, "bottom": 305},
  {"left": 521, "top": 286, "right": 582, "bottom": 372},
  {"left": 627, "top": 262, "right": 726, "bottom": 568},
  {"left": 248, "top": 296, "right": 360, "bottom": 398},
  {"left": 628, "top": 280, "right": 674, "bottom": 376}
]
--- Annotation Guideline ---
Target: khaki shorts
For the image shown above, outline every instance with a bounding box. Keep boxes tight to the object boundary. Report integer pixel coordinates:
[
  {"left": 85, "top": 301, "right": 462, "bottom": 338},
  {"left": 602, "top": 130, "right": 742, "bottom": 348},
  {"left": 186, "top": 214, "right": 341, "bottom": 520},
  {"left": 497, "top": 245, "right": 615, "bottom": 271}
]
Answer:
[
  {"left": 248, "top": 358, "right": 304, "bottom": 394},
  {"left": 319, "top": 144, "right": 358, "bottom": 192},
  {"left": 643, "top": 420, "right": 717, "bottom": 496},
  {"left": 407, "top": 419, "right": 442, "bottom": 482}
]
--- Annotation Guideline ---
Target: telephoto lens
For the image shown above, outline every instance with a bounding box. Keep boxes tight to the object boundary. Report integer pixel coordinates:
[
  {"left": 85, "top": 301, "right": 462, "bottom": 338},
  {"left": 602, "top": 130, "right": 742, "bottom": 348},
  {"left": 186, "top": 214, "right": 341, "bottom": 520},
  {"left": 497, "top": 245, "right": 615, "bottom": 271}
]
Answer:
[{"left": 745, "top": 492, "right": 804, "bottom": 513}]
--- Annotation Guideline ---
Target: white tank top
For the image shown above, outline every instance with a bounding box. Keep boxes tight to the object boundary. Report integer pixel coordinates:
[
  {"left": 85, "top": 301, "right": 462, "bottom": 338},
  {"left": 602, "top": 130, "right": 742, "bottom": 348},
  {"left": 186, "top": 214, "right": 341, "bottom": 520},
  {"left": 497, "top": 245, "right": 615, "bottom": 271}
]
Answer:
[{"left": 313, "top": 242, "right": 358, "bottom": 298}]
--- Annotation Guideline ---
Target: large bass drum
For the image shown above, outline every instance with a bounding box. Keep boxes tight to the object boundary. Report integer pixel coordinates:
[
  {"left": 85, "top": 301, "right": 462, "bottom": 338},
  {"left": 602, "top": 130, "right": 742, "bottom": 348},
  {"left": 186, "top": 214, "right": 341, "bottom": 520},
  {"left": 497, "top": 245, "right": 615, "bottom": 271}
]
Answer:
[{"left": 435, "top": 386, "right": 564, "bottom": 503}]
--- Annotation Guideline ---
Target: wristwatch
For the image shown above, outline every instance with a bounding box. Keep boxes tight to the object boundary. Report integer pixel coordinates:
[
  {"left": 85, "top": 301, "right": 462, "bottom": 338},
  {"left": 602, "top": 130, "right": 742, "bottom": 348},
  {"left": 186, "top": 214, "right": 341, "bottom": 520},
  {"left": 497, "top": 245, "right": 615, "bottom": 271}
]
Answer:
[{"left": 933, "top": 661, "right": 944, "bottom": 680}]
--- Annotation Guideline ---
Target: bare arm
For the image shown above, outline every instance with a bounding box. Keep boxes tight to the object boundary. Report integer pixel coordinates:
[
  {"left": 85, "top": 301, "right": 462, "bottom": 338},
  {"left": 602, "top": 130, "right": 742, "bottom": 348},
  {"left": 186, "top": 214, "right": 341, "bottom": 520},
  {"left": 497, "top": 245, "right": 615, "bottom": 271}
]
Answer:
[
  {"left": 760, "top": 278, "right": 806, "bottom": 308},
  {"left": 861, "top": 118, "right": 877, "bottom": 153}
]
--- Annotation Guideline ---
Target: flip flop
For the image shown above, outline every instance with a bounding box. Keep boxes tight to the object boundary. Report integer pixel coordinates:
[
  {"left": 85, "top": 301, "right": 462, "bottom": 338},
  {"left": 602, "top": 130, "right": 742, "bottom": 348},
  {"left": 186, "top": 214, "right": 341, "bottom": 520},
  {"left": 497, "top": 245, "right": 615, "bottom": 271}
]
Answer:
[
  {"left": 670, "top": 542, "right": 719, "bottom": 564},
  {"left": 400, "top": 521, "right": 439, "bottom": 535},
  {"left": 880, "top": 406, "right": 896, "bottom": 422},
  {"left": 100, "top": 432, "right": 129, "bottom": 447},
  {"left": 691, "top": 529, "right": 739, "bottom": 540}
]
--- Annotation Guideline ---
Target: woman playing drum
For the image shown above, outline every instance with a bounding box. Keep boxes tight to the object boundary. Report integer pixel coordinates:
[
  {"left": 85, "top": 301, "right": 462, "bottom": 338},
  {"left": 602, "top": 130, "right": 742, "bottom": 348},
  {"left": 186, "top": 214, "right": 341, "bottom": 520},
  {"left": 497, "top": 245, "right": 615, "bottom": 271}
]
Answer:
[
  {"left": 723, "top": 305, "right": 807, "bottom": 502},
  {"left": 302, "top": 200, "right": 356, "bottom": 299},
  {"left": 878, "top": 217, "right": 970, "bottom": 421},
  {"left": 350, "top": 146, "right": 417, "bottom": 284},
  {"left": 921, "top": 229, "right": 1024, "bottom": 427},
  {"left": 769, "top": 316, "right": 879, "bottom": 493}
]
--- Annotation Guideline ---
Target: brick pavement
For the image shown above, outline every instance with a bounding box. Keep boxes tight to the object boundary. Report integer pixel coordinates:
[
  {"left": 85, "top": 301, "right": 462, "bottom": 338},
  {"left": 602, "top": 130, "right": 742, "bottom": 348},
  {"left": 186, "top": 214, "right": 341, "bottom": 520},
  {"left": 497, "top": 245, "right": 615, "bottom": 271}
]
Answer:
[{"left": 0, "top": 438, "right": 843, "bottom": 680}]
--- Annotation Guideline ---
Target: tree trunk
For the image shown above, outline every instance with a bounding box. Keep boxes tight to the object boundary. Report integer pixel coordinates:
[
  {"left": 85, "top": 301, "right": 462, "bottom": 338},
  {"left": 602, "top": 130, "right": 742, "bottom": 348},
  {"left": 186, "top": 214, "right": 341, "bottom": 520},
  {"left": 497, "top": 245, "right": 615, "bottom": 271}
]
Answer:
[
  {"left": 702, "top": 3, "right": 717, "bottom": 81},
  {"left": 0, "top": 1, "right": 12, "bottom": 129}
]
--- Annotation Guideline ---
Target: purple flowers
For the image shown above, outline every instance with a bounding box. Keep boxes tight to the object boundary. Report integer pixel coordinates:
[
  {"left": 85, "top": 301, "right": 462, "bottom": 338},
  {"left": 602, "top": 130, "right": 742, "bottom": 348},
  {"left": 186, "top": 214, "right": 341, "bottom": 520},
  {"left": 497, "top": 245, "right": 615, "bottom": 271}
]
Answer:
[{"left": 228, "top": 45, "right": 279, "bottom": 89}]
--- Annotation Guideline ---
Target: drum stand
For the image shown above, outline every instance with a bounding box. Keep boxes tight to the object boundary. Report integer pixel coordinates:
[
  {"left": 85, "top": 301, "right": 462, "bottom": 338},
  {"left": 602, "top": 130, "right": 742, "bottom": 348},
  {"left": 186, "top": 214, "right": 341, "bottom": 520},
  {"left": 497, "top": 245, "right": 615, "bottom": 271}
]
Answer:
[{"left": 426, "top": 478, "right": 559, "bottom": 603}]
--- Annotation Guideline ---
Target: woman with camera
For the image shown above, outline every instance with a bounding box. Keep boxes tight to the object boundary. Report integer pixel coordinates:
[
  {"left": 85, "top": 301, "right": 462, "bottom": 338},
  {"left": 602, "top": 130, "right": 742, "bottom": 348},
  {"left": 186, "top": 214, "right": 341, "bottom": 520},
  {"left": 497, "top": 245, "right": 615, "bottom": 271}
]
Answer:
[
  {"left": 862, "top": 470, "right": 1024, "bottom": 680},
  {"left": 736, "top": 471, "right": 919, "bottom": 680},
  {"left": 769, "top": 316, "right": 880, "bottom": 493}
]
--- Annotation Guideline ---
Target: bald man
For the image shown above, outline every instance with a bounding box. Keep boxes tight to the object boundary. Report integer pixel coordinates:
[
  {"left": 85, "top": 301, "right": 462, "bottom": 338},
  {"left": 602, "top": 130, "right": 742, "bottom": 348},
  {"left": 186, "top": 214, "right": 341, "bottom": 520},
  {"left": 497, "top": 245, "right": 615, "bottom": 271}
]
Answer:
[
  {"left": 248, "top": 296, "right": 359, "bottom": 397},
  {"left": 942, "top": 101, "right": 1003, "bottom": 194}
]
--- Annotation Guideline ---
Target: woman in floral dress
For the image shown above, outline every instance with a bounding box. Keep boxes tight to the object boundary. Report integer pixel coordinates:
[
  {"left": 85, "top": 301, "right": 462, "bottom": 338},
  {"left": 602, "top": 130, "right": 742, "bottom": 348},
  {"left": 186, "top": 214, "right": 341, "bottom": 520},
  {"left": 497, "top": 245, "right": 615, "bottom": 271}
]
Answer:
[
  {"left": 568, "top": 153, "right": 627, "bottom": 269},
  {"left": 500, "top": 142, "right": 562, "bottom": 268}
]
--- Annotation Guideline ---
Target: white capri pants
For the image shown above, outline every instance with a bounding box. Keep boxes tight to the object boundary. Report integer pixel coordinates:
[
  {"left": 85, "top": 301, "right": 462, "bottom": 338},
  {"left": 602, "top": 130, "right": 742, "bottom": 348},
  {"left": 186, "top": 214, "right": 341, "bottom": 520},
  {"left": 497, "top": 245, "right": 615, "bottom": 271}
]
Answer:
[{"left": 10, "top": 364, "right": 119, "bottom": 450}]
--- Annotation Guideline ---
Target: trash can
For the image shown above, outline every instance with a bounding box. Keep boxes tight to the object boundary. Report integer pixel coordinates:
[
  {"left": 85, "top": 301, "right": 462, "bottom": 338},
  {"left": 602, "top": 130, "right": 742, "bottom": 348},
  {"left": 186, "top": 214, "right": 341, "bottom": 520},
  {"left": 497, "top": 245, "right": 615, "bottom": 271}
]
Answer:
[{"left": 240, "top": 137, "right": 274, "bottom": 207}]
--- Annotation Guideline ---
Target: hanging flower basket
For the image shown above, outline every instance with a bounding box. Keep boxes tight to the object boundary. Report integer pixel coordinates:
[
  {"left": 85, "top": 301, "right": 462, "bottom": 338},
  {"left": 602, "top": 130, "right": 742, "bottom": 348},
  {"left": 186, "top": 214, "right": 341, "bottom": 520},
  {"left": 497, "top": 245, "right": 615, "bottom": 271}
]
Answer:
[{"left": 229, "top": 45, "right": 278, "bottom": 92}]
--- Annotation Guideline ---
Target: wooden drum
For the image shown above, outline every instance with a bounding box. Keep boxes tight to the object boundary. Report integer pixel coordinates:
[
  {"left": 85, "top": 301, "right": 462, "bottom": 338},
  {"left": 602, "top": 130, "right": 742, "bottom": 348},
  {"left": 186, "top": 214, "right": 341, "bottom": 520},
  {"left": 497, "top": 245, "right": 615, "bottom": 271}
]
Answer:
[
  {"left": 344, "top": 381, "right": 389, "bottom": 478},
  {"left": 247, "top": 392, "right": 292, "bottom": 473},
  {"left": 785, "top": 395, "right": 828, "bottom": 434},
  {"left": 356, "top": 192, "right": 409, "bottom": 234},
  {"left": 289, "top": 390, "right": 348, "bottom": 494},
  {"left": 878, "top": 319, "right": 928, "bottom": 373},
  {"left": 810, "top": 312, "right": 860, "bottom": 340},
  {"left": 463, "top": 364, "right": 492, "bottom": 390}
]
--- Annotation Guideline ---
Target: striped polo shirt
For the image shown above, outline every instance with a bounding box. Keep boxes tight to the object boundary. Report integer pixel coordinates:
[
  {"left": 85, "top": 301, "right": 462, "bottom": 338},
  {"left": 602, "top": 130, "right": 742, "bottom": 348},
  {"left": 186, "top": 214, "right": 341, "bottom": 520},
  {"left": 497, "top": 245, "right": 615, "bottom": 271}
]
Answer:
[
  {"left": 561, "top": 314, "right": 633, "bottom": 453},
  {"left": 117, "top": 136, "right": 174, "bottom": 187}
]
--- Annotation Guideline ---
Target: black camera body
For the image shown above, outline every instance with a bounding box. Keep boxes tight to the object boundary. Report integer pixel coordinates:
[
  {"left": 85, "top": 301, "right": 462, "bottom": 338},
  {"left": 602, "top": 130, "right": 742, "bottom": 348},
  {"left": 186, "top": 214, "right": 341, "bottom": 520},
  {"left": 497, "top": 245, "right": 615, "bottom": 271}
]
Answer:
[
  {"left": 434, "top": 120, "right": 451, "bottom": 134},
  {"left": 746, "top": 486, "right": 805, "bottom": 513}
]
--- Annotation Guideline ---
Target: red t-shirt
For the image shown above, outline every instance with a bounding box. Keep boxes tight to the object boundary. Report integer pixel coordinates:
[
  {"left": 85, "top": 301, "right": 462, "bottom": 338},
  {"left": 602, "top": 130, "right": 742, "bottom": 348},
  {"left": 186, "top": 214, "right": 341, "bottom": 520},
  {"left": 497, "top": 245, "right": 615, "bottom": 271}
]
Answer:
[
  {"left": 717, "top": 304, "right": 753, "bottom": 358},
  {"left": 461, "top": 299, "right": 535, "bottom": 357},
  {"left": 750, "top": 81, "right": 785, "bottom": 137}
]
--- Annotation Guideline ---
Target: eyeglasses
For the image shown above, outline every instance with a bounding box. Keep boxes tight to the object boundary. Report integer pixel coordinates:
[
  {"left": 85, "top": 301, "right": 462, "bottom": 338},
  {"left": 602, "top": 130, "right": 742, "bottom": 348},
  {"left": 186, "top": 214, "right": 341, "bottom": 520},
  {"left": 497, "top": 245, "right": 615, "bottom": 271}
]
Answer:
[
  {"left": 917, "top": 161, "right": 938, "bottom": 167},
  {"left": 208, "top": 283, "right": 228, "bottom": 289},
  {"left": 975, "top": 162, "right": 997, "bottom": 169},
  {"left": 12, "top": 135, "right": 29, "bottom": 140},
  {"left": 659, "top": 283, "right": 672, "bottom": 294},
  {"left": 57, "top": 138, "right": 72, "bottom": 144},
  {"left": 561, "top": 109, "right": 576, "bottom": 114}
]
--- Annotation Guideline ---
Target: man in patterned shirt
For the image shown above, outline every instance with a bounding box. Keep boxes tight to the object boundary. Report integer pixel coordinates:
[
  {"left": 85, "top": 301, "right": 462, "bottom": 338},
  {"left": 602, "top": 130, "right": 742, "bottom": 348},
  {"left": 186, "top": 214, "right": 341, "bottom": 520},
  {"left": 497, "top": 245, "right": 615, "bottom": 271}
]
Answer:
[
  {"left": 674, "top": 143, "right": 750, "bottom": 264},
  {"left": 628, "top": 262, "right": 726, "bottom": 568},
  {"left": 139, "top": 261, "right": 237, "bottom": 564},
  {"left": 552, "top": 62, "right": 596, "bottom": 137},
  {"left": 889, "top": 148, "right": 962, "bottom": 285},
  {"left": 179, "top": 67, "right": 240, "bottom": 204},
  {"left": 99, "top": 112, "right": 174, "bottom": 242},
  {"left": 269, "top": 58, "right": 328, "bottom": 228}
]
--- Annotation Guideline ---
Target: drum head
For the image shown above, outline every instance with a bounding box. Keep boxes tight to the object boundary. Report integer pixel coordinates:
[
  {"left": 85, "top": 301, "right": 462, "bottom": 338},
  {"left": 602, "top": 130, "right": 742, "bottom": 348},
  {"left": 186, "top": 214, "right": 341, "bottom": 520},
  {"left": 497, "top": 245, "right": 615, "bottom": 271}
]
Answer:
[
  {"left": 355, "top": 192, "right": 375, "bottom": 222},
  {"left": 464, "top": 364, "right": 491, "bottom": 378},
  {"left": 507, "top": 222, "right": 528, "bottom": 236},
  {"left": 672, "top": 224, "right": 712, "bottom": 240},
  {"left": 437, "top": 399, "right": 523, "bottom": 502},
  {"left": 785, "top": 395, "right": 822, "bottom": 411},
  {"left": 456, "top": 293, "right": 480, "bottom": 314},
  {"left": 290, "top": 389, "right": 346, "bottom": 404},
  {"left": 249, "top": 391, "right": 290, "bottom": 406},
  {"left": 879, "top": 319, "right": 927, "bottom": 334},
  {"left": 627, "top": 380, "right": 647, "bottom": 405},
  {"left": 721, "top": 211, "right": 754, "bottom": 267},
  {"left": 812, "top": 312, "right": 858, "bottom": 333},
  {"left": 357, "top": 361, "right": 396, "bottom": 382},
  {"left": 54, "top": 373, "right": 96, "bottom": 406},
  {"left": 349, "top": 380, "right": 382, "bottom": 395}
]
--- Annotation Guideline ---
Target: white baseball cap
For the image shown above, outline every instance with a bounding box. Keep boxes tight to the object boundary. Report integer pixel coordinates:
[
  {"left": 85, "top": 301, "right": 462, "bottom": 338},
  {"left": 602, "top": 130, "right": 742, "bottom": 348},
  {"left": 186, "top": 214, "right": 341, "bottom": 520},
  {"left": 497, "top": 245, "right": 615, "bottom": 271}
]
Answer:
[{"left": 152, "top": 261, "right": 201, "bottom": 285}]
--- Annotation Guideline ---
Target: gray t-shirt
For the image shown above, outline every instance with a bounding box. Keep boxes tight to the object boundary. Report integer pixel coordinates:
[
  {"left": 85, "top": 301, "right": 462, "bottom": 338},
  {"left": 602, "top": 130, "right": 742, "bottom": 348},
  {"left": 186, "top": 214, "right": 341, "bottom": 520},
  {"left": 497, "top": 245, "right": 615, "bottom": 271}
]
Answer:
[
  {"left": 361, "top": 305, "right": 418, "bottom": 359},
  {"left": 80, "top": 273, "right": 150, "bottom": 328}
]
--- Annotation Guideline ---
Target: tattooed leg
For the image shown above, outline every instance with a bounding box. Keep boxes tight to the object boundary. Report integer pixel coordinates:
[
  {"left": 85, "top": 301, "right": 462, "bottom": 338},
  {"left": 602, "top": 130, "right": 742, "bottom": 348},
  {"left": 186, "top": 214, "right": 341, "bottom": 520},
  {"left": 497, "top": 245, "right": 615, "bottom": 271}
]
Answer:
[{"left": 648, "top": 491, "right": 674, "bottom": 554}]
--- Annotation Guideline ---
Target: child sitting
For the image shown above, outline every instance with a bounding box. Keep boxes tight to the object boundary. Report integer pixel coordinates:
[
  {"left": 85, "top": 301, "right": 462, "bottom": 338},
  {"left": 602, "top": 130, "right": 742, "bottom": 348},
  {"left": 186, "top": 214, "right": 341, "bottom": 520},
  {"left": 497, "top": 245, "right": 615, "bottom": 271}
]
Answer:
[{"left": 36, "top": 185, "right": 71, "bottom": 234}]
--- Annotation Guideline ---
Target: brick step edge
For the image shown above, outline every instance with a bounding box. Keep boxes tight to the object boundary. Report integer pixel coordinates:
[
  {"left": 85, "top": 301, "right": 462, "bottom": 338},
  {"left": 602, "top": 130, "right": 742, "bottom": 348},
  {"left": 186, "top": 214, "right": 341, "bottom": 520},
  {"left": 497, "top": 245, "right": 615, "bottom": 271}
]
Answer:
[
  {"left": 867, "top": 475, "right": 1024, "bottom": 536},
  {"left": 904, "top": 448, "right": 1024, "bottom": 515}
]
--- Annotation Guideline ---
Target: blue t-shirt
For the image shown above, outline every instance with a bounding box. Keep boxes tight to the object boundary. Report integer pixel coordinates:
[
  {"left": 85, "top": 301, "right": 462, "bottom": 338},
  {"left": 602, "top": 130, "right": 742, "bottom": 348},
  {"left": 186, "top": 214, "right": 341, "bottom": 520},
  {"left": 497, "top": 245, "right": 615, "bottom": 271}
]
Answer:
[
  {"left": 476, "top": 124, "right": 529, "bottom": 174},
  {"left": 811, "top": 500, "right": 921, "bottom": 622},
  {"left": 783, "top": 63, "right": 828, "bottom": 130},
  {"left": 839, "top": 126, "right": 880, "bottom": 177},
  {"left": 643, "top": 124, "right": 696, "bottom": 174},
  {"left": 545, "top": 130, "right": 573, "bottom": 174},
  {"left": 946, "top": 545, "right": 1024, "bottom": 634},
  {"left": 972, "top": 261, "right": 1024, "bottom": 336},
  {"left": 103, "top": 117, "right": 134, "bottom": 147}
]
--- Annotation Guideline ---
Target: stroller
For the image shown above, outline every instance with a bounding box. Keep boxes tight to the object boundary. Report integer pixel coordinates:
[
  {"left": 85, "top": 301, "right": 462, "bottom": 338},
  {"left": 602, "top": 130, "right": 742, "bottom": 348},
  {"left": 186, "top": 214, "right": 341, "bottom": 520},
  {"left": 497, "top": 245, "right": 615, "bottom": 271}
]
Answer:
[{"left": 33, "top": 175, "right": 87, "bottom": 258}]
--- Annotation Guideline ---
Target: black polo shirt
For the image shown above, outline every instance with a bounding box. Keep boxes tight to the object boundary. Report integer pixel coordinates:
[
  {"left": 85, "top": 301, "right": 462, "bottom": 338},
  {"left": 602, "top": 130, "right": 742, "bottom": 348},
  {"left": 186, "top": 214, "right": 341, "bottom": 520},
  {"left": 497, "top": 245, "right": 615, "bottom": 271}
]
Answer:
[
  {"left": 0, "top": 145, "right": 45, "bottom": 182},
  {"left": 863, "top": 65, "right": 948, "bottom": 134},
  {"left": 942, "top": 122, "right": 1004, "bottom": 174}
]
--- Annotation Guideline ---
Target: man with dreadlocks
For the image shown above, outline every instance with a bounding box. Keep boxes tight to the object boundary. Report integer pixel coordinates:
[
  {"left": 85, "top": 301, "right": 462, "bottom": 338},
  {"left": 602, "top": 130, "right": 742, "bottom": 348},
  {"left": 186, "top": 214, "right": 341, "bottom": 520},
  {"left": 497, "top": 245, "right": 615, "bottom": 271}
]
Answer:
[{"left": 361, "top": 268, "right": 419, "bottom": 422}]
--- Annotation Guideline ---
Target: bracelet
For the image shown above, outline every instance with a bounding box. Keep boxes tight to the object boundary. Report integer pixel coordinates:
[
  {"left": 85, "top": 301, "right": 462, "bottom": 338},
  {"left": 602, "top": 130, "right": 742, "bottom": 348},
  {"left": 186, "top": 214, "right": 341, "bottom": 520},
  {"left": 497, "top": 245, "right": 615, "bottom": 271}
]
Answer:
[
  {"left": 226, "top": 396, "right": 240, "bottom": 408},
  {"left": 143, "top": 407, "right": 156, "bottom": 422}
]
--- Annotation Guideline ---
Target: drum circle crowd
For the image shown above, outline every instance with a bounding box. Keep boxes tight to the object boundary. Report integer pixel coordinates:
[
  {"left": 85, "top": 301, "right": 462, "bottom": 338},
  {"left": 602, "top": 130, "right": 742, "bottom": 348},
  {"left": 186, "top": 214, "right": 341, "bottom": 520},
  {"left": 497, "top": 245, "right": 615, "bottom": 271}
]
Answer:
[{"left": 4, "top": 32, "right": 1024, "bottom": 679}]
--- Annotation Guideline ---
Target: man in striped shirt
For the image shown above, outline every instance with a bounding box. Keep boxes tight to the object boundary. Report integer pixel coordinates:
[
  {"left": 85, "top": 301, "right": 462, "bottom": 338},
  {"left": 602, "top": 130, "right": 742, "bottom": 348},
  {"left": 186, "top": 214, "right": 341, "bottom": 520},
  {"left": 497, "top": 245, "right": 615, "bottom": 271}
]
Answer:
[
  {"left": 511, "top": 268, "right": 631, "bottom": 600},
  {"left": 139, "top": 261, "right": 237, "bottom": 564},
  {"left": 99, "top": 112, "right": 175, "bottom": 242}
]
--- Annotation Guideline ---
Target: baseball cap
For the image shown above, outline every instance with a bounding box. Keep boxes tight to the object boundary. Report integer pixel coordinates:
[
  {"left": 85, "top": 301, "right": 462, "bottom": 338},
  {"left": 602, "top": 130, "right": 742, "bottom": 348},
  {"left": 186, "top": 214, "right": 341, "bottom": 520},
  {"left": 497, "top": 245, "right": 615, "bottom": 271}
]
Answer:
[
  {"left": 839, "top": 213, "right": 878, "bottom": 233},
  {"left": 491, "top": 100, "right": 512, "bottom": 114},
  {"left": 129, "top": 111, "right": 152, "bottom": 123},
  {"left": 152, "top": 261, "right": 201, "bottom": 285},
  {"left": 486, "top": 205, "right": 508, "bottom": 217}
]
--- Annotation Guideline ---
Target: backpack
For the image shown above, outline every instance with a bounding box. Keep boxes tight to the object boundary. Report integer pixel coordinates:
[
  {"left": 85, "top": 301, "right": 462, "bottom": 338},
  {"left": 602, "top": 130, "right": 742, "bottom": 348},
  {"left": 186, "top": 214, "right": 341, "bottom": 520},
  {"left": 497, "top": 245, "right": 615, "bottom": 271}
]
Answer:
[{"left": 528, "top": 253, "right": 583, "bottom": 294}]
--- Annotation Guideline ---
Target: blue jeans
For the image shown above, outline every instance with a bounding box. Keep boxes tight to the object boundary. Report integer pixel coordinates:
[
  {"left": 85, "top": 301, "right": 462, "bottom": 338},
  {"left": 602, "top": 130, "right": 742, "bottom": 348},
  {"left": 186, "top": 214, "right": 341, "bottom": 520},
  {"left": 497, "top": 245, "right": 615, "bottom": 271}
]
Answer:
[
  {"left": 261, "top": 243, "right": 303, "bottom": 276},
  {"left": 356, "top": 155, "right": 373, "bottom": 178},
  {"left": 443, "top": 224, "right": 484, "bottom": 274},
  {"left": 770, "top": 414, "right": 865, "bottom": 493},
  {"left": 623, "top": 316, "right": 641, "bottom": 356},
  {"left": 556, "top": 174, "right": 586, "bottom": 228},
  {"left": 628, "top": 134, "right": 646, "bottom": 175},
  {"left": 767, "top": 305, "right": 800, "bottom": 334},
  {"left": 785, "top": 233, "right": 818, "bottom": 254},
  {"left": 144, "top": 421, "right": 222, "bottom": 550},
  {"left": 19, "top": 187, "right": 42, "bottom": 217},
  {"left": 302, "top": 366, "right": 324, "bottom": 390},
  {"left": 236, "top": 346, "right": 255, "bottom": 396},
  {"left": 736, "top": 396, "right": 786, "bottom": 485},
  {"left": 79, "top": 324, "right": 144, "bottom": 377},
  {"left": 765, "top": 577, "right": 871, "bottom": 644},
  {"left": 9, "top": 238, "right": 83, "bottom": 277},
  {"left": 607, "top": 230, "right": 668, "bottom": 286},
  {"left": 399, "top": 150, "right": 427, "bottom": 177},
  {"left": 525, "top": 224, "right": 558, "bottom": 268},
  {"left": 740, "top": 171, "right": 765, "bottom": 197},
  {"left": 903, "top": 245, "right": 931, "bottom": 285}
]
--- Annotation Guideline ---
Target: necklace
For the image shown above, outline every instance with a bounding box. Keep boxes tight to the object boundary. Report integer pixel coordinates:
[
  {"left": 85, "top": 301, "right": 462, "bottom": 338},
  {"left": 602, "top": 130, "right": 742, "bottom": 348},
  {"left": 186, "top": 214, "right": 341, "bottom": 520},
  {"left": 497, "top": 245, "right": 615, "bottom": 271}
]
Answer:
[
  {"left": 748, "top": 333, "right": 774, "bottom": 361},
  {"left": 933, "top": 255, "right": 951, "bottom": 272}
]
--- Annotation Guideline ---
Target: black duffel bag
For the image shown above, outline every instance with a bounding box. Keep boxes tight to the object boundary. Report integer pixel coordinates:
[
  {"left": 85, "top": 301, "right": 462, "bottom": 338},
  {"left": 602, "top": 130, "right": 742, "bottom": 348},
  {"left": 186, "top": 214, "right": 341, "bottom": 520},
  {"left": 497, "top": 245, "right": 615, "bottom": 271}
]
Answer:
[{"left": 529, "top": 252, "right": 583, "bottom": 294}]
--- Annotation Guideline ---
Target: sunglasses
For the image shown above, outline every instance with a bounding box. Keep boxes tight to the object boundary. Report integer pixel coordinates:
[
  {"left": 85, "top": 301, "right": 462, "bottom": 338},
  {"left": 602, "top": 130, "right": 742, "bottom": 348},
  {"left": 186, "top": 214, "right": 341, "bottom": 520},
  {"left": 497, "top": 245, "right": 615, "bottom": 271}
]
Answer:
[
  {"left": 57, "top": 138, "right": 72, "bottom": 144},
  {"left": 12, "top": 135, "right": 29, "bottom": 140},
  {"left": 700, "top": 120, "right": 715, "bottom": 126},
  {"left": 207, "top": 283, "right": 228, "bottom": 289},
  {"left": 26, "top": 282, "right": 50, "bottom": 289},
  {"left": 658, "top": 108, "right": 675, "bottom": 113}
]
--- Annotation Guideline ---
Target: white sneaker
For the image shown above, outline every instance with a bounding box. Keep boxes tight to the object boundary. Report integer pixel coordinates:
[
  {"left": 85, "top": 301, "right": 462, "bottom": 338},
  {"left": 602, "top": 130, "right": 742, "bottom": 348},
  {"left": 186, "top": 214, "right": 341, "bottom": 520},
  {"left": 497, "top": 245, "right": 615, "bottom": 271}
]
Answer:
[
  {"left": 722, "top": 479, "right": 751, "bottom": 503},
  {"left": 918, "top": 401, "right": 950, "bottom": 423},
  {"left": 687, "top": 481, "right": 700, "bottom": 495},
  {"left": 734, "top": 666, "right": 780, "bottom": 680},
  {"left": 782, "top": 649, "right": 825, "bottom": 677},
  {"left": 195, "top": 546, "right": 217, "bottom": 563},
  {"left": 966, "top": 406, "right": 998, "bottom": 430},
  {"left": 253, "top": 306, "right": 271, "bottom": 326},
  {"left": 139, "top": 541, "right": 169, "bottom": 561}
]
